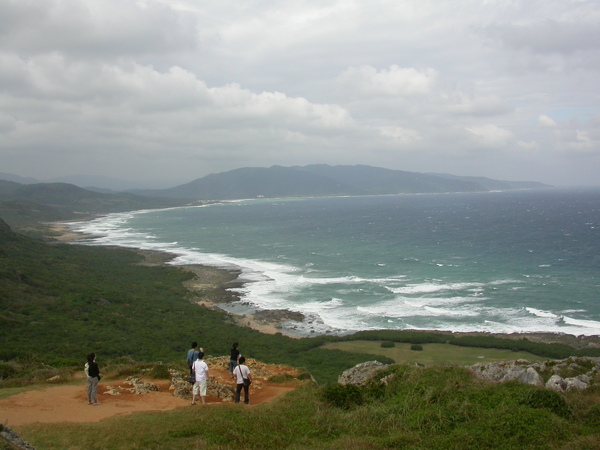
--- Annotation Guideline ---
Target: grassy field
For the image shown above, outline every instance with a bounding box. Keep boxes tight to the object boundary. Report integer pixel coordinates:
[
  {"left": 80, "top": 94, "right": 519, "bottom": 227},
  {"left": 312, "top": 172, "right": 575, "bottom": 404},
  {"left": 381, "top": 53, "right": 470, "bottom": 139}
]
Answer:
[
  {"left": 321, "top": 341, "right": 551, "bottom": 366},
  {"left": 12, "top": 365, "right": 600, "bottom": 449}
]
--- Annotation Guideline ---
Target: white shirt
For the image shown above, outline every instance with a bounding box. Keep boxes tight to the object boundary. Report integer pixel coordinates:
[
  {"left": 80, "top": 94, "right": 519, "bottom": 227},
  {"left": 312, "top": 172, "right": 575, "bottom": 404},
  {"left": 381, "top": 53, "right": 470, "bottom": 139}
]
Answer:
[
  {"left": 234, "top": 364, "right": 250, "bottom": 384},
  {"left": 192, "top": 359, "right": 208, "bottom": 382}
]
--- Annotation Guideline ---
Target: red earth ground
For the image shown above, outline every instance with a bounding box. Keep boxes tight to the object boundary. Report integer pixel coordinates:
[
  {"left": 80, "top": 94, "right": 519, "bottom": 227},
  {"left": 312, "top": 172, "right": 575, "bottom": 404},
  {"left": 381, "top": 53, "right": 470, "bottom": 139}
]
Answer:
[{"left": 0, "top": 361, "right": 300, "bottom": 426}]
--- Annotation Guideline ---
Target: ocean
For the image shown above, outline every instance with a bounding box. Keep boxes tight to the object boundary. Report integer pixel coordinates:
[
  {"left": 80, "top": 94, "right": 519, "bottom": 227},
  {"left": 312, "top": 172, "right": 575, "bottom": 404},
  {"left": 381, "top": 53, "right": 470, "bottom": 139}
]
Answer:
[{"left": 68, "top": 188, "right": 600, "bottom": 337}]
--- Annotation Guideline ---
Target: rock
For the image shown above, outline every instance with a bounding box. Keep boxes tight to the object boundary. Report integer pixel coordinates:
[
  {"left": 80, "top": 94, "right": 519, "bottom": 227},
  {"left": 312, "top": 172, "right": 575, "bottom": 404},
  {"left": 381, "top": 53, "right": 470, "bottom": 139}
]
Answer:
[
  {"left": 546, "top": 374, "right": 565, "bottom": 392},
  {"left": 253, "top": 309, "right": 305, "bottom": 323},
  {"left": 470, "top": 362, "right": 543, "bottom": 387},
  {"left": 0, "top": 424, "right": 35, "bottom": 450},
  {"left": 470, "top": 357, "right": 600, "bottom": 392},
  {"left": 103, "top": 386, "right": 122, "bottom": 396},
  {"left": 338, "top": 361, "right": 389, "bottom": 386},
  {"left": 523, "top": 367, "right": 545, "bottom": 387},
  {"left": 565, "top": 377, "right": 588, "bottom": 391},
  {"left": 380, "top": 374, "right": 396, "bottom": 386},
  {"left": 122, "top": 376, "right": 159, "bottom": 394}
]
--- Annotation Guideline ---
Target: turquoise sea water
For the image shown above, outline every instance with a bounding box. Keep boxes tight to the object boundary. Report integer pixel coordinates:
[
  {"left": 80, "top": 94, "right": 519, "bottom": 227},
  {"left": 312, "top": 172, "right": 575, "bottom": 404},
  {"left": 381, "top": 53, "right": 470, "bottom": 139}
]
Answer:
[{"left": 70, "top": 188, "right": 600, "bottom": 336}]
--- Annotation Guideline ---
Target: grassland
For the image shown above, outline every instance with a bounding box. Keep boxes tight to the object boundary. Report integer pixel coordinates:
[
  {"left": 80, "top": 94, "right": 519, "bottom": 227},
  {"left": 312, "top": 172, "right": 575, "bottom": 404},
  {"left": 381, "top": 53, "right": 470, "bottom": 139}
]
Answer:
[
  {"left": 321, "top": 341, "right": 551, "bottom": 366},
  {"left": 11, "top": 365, "right": 600, "bottom": 449}
]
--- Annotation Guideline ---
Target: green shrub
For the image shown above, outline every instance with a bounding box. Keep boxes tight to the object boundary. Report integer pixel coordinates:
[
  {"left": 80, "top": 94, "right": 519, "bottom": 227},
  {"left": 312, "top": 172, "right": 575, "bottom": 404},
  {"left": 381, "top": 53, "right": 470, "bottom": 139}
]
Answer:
[
  {"left": 322, "top": 383, "right": 364, "bottom": 409},
  {"left": 584, "top": 404, "right": 600, "bottom": 427},
  {"left": 380, "top": 341, "right": 395, "bottom": 348},
  {"left": 0, "top": 362, "right": 16, "bottom": 379},
  {"left": 410, "top": 344, "right": 423, "bottom": 351},
  {"left": 520, "top": 388, "right": 572, "bottom": 418},
  {"left": 148, "top": 364, "right": 171, "bottom": 380},
  {"left": 267, "top": 373, "right": 298, "bottom": 383}
]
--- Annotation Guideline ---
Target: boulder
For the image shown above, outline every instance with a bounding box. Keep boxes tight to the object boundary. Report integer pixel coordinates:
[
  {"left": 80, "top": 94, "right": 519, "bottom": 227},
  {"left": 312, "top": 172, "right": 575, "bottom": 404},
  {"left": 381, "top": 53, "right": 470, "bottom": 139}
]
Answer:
[
  {"left": 0, "top": 424, "right": 35, "bottom": 450},
  {"left": 338, "top": 361, "right": 389, "bottom": 386},
  {"left": 546, "top": 374, "right": 566, "bottom": 392},
  {"left": 470, "top": 362, "right": 544, "bottom": 387},
  {"left": 565, "top": 377, "right": 589, "bottom": 392}
]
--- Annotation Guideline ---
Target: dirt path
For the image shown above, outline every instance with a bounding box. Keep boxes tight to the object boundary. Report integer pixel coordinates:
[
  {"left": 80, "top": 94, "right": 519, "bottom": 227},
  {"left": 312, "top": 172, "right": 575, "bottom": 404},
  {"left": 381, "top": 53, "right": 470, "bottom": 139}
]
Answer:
[{"left": 0, "top": 366, "right": 297, "bottom": 426}]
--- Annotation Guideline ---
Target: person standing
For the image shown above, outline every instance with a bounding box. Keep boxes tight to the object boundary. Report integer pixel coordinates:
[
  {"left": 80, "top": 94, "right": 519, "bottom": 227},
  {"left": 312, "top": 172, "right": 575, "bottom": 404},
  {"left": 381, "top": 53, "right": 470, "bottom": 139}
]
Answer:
[
  {"left": 229, "top": 342, "right": 240, "bottom": 377},
  {"left": 234, "top": 356, "right": 251, "bottom": 405},
  {"left": 86, "top": 353, "right": 100, "bottom": 405},
  {"left": 186, "top": 342, "right": 200, "bottom": 372},
  {"left": 191, "top": 352, "right": 209, "bottom": 405}
]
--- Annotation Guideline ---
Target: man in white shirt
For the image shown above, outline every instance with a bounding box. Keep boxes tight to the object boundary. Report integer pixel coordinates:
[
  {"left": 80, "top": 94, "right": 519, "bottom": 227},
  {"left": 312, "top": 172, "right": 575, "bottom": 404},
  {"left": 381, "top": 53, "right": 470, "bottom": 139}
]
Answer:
[
  {"left": 234, "top": 356, "right": 252, "bottom": 405},
  {"left": 192, "top": 352, "right": 209, "bottom": 405}
]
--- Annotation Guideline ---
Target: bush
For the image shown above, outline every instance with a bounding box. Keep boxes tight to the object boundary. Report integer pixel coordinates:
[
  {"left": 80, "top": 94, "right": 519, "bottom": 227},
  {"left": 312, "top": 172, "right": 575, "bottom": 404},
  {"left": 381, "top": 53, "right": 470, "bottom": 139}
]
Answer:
[
  {"left": 322, "top": 383, "right": 364, "bottom": 409},
  {"left": 148, "top": 364, "right": 171, "bottom": 380},
  {"left": 380, "top": 341, "right": 395, "bottom": 348},
  {"left": 0, "top": 362, "right": 17, "bottom": 379},
  {"left": 584, "top": 404, "right": 600, "bottom": 427},
  {"left": 410, "top": 344, "right": 423, "bottom": 351},
  {"left": 520, "top": 389, "right": 572, "bottom": 418}
]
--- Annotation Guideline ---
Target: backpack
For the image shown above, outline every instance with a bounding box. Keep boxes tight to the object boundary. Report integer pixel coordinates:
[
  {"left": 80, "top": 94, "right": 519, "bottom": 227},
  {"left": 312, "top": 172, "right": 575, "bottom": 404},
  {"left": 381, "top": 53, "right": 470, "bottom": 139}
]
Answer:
[{"left": 84, "top": 362, "right": 90, "bottom": 378}]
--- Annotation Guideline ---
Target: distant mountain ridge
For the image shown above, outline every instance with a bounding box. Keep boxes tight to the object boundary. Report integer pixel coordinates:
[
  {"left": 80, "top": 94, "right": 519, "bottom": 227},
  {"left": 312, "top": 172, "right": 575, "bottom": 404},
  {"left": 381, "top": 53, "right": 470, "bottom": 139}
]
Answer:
[
  {"left": 131, "top": 164, "right": 552, "bottom": 200},
  {"left": 0, "top": 181, "right": 188, "bottom": 230}
]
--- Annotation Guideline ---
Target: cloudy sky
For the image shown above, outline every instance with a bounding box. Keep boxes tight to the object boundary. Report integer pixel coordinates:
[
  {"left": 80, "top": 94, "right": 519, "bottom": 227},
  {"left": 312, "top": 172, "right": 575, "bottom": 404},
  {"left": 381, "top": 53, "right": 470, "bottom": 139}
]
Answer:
[{"left": 1, "top": 0, "right": 599, "bottom": 187}]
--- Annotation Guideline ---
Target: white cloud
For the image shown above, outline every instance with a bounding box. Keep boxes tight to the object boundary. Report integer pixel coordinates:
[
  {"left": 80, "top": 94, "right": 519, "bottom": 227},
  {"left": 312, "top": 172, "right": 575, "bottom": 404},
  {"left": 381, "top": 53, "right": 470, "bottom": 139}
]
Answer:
[
  {"left": 377, "top": 126, "right": 421, "bottom": 144},
  {"left": 465, "top": 124, "right": 515, "bottom": 147},
  {"left": 335, "top": 65, "right": 437, "bottom": 97},
  {"left": 0, "top": 0, "right": 599, "bottom": 185},
  {"left": 538, "top": 114, "right": 558, "bottom": 128}
]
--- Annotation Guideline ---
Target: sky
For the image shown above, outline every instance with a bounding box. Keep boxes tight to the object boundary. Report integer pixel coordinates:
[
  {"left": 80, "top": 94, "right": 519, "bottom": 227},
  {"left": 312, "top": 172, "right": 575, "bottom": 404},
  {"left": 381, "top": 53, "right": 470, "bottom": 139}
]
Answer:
[{"left": 1, "top": 0, "right": 599, "bottom": 188}]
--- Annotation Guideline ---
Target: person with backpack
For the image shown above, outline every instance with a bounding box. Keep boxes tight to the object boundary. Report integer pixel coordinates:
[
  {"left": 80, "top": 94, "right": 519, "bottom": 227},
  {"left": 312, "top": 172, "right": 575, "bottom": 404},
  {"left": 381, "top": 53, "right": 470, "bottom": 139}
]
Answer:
[
  {"left": 86, "top": 353, "right": 100, "bottom": 405},
  {"left": 234, "top": 356, "right": 251, "bottom": 405},
  {"left": 186, "top": 342, "right": 200, "bottom": 375}
]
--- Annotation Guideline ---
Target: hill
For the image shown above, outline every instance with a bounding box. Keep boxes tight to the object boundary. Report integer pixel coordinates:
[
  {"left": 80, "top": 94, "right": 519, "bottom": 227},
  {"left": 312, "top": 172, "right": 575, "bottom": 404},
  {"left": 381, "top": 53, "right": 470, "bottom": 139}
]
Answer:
[
  {"left": 0, "top": 181, "right": 189, "bottom": 235},
  {"left": 131, "top": 164, "right": 552, "bottom": 200}
]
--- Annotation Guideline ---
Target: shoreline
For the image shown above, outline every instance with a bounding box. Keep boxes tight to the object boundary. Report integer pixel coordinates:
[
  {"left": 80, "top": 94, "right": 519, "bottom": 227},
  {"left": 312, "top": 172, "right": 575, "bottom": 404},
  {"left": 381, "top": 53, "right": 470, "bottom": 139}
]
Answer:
[
  {"left": 49, "top": 222, "right": 600, "bottom": 348},
  {"left": 49, "top": 222, "right": 307, "bottom": 338}
]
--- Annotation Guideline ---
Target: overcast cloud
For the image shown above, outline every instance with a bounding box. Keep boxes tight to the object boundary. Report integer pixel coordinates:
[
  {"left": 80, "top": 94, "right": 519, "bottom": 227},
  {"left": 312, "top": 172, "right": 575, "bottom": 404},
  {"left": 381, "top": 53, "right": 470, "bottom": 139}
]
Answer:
[{"left": 1, "top": 0, "right": 599, "bottom": 187}]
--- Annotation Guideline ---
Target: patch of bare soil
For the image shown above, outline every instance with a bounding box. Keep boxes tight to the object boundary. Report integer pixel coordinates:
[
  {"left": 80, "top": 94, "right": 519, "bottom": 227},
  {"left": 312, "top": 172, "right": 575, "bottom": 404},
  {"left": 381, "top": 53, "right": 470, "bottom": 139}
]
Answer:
[{"left": 0, "top": 362, "right": 300, "bottom": 426}]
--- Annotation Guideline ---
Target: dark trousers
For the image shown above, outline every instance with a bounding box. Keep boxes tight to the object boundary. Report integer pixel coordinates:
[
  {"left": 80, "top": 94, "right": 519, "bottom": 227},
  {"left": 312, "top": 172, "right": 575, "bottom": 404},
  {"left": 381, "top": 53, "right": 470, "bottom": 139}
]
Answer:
[{"left": 235, "top": 383, "right": 249, "bottom": 404}]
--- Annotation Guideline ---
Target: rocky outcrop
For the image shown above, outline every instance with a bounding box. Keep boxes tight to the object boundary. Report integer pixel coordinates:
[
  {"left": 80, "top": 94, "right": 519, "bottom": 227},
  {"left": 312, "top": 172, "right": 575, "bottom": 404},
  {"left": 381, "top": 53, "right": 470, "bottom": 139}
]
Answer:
[
  {"left": 252, "top": 309, "right": 305, "bottom": 324},
  {"left": 338, "top": 361, "right": 389, "bottom": 386},
  {"left": 0, "top": 424, "right": 35, "bottom": 449},
  {"left": 469, "top": 361, "right": 544, "bottom": 387},
  {"left": 469, "top": 357, "right": 600, "bottom": 392},
  {"left": 337, "top": 357, "right": 600, "bottom": 393},
  {"left": 170, "top": 370, "right": 235, "bottom": 402},
  {"left": 101, "top": 376, "right": 160, "bottom": 396}
]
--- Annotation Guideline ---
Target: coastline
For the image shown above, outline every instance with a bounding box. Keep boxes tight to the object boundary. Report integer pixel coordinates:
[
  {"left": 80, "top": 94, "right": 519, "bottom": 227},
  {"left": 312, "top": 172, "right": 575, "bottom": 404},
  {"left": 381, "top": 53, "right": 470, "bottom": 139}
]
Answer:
[
  {"left": 49, "top": 222, "right": 305, "bottom": 338},
  {"left": 49, "top": 222, "right": 600, "bottom": 348}
]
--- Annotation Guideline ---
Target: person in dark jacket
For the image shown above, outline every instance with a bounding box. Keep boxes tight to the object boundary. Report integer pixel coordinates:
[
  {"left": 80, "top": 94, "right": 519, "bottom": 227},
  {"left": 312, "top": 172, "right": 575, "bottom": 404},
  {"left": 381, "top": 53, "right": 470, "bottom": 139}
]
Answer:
[
  {"left": 229, "top": 342, "right": 240, "bottom": 377},
  {"left": 86, "top": 353, "right": 100, "bottom": 405}
]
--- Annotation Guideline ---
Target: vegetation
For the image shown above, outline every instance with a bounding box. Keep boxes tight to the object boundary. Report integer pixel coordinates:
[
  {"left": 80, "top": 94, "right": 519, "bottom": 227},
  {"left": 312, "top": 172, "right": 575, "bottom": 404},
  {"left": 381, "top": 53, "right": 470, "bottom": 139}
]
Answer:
[
  {"left": 0, "top": 218, "right": 391, "bottom": 386},
  {"left": 1, "top": 203, "right": 600, "bottom": 448},
  {"left": 0, "top": 182, "right": 188, "bottom": 237},
  {"left": 15, "top": 365, "right": 600, "bottom": 449},
  {"left": 333, "top": 329, "right": 600, "bottom": 359},
  {"left": 321, "top": 341, "right": 551, "bottom": 366}
]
